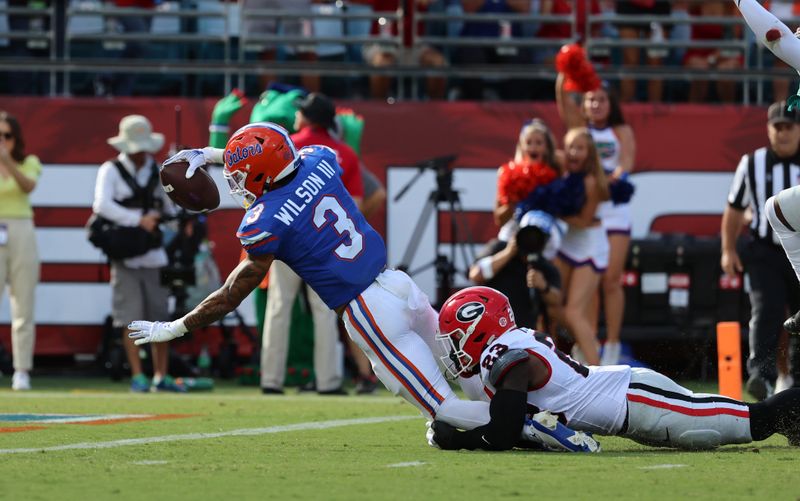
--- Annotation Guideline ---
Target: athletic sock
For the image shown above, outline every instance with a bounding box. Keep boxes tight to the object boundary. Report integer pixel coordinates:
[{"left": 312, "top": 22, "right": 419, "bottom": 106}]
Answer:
[{"left": 749, "top": 388, "right": 800, "bottom": 441}]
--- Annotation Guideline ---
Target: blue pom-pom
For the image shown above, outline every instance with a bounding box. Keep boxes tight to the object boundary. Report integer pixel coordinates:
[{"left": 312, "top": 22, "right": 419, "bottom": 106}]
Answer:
[
  {"left": 515, "top": 173, "right": 586, "bottom": 219},
  {"left": 609, "top": 178, "right": 635, "bottom": 205}
]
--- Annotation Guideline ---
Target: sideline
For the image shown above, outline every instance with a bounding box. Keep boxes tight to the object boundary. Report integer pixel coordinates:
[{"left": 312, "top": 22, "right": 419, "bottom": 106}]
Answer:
[{"left": 0, "top": 415, "right": 417, "bottom": 455}]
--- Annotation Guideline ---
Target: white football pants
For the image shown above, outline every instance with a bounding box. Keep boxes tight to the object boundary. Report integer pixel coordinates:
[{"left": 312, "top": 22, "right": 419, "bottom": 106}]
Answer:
[
  {"left": 766, "top": 188, "right": 800, "bottom": 282},
  {"left": 342, "top": 269, "right": 491, "bottom": 430},
  {"left": 623, "top": 368, "right": 752, "bottom": 449}
]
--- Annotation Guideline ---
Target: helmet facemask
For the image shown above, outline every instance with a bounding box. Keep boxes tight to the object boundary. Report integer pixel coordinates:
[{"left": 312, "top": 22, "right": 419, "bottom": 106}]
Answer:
[{"left": 223, "top": 168, "right": 258, "bottom": 209}]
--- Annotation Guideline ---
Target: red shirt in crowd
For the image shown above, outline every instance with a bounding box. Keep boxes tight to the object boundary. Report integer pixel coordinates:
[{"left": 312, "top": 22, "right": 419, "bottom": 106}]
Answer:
[{"left": 291, "top": 126, "right": 364, "bottom": 198}]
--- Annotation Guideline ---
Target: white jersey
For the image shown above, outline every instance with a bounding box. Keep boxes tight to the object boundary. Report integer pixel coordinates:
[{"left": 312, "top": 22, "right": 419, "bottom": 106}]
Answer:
[
  {"left": 478, "top": 328, "right": 631, "bottom": 435},
  {"left": 589, "top": 124, "right": 620, "bottom": 174}
]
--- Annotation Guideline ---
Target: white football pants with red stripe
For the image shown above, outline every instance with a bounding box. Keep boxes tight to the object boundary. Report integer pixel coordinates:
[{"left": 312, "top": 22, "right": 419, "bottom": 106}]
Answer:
[
  {"left": 623, "top": 368, "right": 752, "bottom": 449},
  {"left": 342, "top": 269, "right": 491, "bottom": 429}
]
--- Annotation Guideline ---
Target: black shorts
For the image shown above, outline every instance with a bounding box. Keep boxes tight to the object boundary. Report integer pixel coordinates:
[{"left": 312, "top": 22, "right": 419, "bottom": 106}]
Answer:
[{"left": 615, "top": 1, "right": 671, "bottom": 31}]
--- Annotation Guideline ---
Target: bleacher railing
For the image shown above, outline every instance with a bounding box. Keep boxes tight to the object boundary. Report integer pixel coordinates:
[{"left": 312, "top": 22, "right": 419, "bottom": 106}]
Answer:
[{"left": 0, "top": 1, "right": 796, "bottom": 104}]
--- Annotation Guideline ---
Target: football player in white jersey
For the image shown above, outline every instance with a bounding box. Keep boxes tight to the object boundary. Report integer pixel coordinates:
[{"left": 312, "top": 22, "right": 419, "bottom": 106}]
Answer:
[{"left": 429, "top": 286, "right": 800, "bottom": 451}]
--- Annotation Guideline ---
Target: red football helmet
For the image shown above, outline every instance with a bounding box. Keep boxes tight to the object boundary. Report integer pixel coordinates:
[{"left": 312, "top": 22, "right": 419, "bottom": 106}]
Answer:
[
  {"left": 223, "top": 122, "right": 299, "bottom": 208},
  {"left": 437, "top": 286, "right": 516, "bottom": 378}
]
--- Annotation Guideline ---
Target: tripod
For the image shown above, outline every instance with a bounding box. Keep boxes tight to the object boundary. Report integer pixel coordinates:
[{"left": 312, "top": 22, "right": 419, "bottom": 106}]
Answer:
[{"left": 395, "top": 155, "right": 477, "bottom": 308}]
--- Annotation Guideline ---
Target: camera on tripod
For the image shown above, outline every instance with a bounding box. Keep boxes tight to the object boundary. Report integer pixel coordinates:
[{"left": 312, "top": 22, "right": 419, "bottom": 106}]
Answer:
[{"left": 161, "top": 210, "right": 208, "bottom": 318}]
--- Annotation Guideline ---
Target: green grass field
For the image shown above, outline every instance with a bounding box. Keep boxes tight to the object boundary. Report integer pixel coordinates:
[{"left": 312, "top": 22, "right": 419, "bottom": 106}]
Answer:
[{"left": 0, "top": 378, "right": 797, "bottom": 501}]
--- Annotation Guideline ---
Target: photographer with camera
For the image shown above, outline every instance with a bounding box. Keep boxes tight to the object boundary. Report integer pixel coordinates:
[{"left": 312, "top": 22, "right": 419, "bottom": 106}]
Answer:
[
  {"left": 91, "top": 115, "right": 184, "bottom": 393},
  {"left": 468, "top": 211, "right": 563, "bottom": 332}
]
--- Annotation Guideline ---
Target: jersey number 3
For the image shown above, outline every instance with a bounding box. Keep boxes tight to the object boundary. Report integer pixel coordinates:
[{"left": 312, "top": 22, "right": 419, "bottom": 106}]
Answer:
[{"left": 313, "top": 195, "right": 364, "bottom": 260}]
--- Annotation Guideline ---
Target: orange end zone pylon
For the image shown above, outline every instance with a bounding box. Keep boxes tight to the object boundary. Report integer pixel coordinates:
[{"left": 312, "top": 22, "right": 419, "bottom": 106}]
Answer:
[{"left": 717, "top": 321, "right": 743, "bottom": 400}]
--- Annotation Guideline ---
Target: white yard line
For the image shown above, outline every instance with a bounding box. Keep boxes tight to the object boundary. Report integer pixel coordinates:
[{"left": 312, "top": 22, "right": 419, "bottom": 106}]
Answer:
[
  {"left": 0, "top": 391, "right": 404, "bottom": 404},
  {"left": 387, "top": 461, "right": 426, "bottom": 468},
  {"left": 0, "top": 415, "right": 417, "bottom": 455},
  {"left": 638, "top": 464, "right": 688, "bottom": 470}
]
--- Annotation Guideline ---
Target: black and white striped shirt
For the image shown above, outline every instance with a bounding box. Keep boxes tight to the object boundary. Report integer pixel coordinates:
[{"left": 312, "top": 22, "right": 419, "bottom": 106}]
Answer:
[{"left": 728, "top": 147, "right": 800, "bottom": 244}]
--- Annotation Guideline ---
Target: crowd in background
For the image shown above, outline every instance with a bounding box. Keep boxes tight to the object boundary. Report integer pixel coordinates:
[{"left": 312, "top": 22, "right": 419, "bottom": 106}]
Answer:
[{"left": 1, "top": 0, "right": 798, "bottom": 102}]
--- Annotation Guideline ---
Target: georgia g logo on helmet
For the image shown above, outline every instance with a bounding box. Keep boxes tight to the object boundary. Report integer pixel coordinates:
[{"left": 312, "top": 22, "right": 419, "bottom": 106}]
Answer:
[{"left": 456, "top": 302, "right": 485, "bottom": 323}]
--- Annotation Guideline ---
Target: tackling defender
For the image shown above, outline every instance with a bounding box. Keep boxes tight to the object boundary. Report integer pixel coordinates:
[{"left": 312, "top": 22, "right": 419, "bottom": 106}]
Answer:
[
  {"left": 429, "top": 286, "right": 800, "bottom": 451},
  {"left": 125, "top": 122, "right": 598, "bottom": 452}
]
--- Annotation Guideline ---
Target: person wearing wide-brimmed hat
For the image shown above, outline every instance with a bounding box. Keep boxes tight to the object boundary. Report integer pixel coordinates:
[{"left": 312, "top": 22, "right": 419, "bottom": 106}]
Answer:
[{"left": 92, "top": 115, "right": 183, "bottom": 393}]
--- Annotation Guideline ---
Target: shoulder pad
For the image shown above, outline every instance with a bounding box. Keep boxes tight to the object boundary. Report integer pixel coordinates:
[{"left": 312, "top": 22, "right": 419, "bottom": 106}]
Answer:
[{"left": 488, "top": 349, "right": 529, "bottom": 387}]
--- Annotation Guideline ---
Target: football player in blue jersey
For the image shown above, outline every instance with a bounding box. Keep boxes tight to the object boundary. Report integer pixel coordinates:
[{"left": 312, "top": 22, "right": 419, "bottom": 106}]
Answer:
[
  {"left": 128, "top": 122, "right": 492, "bottom": 431},
  {"left": 127, "top": 122, "right": 598, "bottom": 452}
]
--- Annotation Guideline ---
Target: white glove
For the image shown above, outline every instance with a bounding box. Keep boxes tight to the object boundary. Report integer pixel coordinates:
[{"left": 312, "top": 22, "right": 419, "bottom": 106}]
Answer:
[
  {"left": 128, "top": 318, "right": 188, "bottom": 345},
  {"left": 425, "top": 421, "right": 440, "bottom": 449},
  {"left": 163, "top": 147, "right": 224, "bottom": 178}
]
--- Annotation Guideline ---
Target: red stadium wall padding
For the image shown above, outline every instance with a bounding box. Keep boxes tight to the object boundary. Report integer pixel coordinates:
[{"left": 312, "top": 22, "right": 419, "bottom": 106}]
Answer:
[{"left": 0, "top": 97, "right": 772, "bottom": 356}]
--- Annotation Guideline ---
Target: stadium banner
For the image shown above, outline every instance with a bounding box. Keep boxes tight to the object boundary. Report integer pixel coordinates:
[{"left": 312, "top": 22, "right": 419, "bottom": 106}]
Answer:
[{"left": 0, "top": 97, "right": 771, "bottom": 354}]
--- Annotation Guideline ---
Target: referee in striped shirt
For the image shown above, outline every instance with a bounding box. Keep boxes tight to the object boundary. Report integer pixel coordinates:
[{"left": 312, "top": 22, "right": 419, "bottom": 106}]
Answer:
[{"left": 722, "top": 101, "right": 800, "bottom": 401}]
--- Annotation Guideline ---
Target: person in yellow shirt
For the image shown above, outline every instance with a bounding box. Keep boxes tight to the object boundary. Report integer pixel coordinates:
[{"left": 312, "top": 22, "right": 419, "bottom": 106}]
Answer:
[{"left": 0, "top": 111, "right": 41, "bottom": 391}]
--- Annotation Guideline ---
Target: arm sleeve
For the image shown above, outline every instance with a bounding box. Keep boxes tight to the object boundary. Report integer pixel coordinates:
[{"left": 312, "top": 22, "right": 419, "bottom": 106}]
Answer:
[
  {"left": 448, "top": 389, "right": 528, "bottom": 451},
  {"left": 727, "top": 154, "right": 751, "bottom": 210}
]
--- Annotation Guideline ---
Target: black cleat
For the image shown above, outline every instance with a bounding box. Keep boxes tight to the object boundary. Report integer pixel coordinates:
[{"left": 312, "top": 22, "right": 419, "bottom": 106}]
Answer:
[
  {"left": 746, "top": 375, "right": 773, "bottom": 401},
  {"left": 261, "top": 387, "right": 284, "bottom": 395},
  {"left": 784, "top": 309, "right": 800, "bottom": 335}
]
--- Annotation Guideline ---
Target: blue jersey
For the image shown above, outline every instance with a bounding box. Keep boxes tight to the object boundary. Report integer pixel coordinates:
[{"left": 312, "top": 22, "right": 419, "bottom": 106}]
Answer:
[{"left": 236, "top": 146, "right": 386, "bottom": 309}]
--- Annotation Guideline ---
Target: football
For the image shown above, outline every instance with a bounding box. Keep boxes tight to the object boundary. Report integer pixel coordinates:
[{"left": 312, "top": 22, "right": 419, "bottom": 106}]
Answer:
[{"left": 159, "top": 160, "right": 220, "bottom": 212}]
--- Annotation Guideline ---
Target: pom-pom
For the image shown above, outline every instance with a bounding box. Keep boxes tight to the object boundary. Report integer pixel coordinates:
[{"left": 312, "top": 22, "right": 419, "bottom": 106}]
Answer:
[
  {"left": 609, "top": 178, "right": 635, "bottom": 205},
  {"left": 515, "top": 172, "right": 587, "bottom": 218},
  {"left": 496, "top": 160, "right": 559, "bottom": 206},
  {"left": 555, "top": 43, "right": 601, "bottom": 93}
]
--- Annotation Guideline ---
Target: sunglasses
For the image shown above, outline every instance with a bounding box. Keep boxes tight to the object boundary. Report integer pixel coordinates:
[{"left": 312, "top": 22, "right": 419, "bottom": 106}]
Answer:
[{"left": 0, "top": 132, "right": 13, "bottom": 140}]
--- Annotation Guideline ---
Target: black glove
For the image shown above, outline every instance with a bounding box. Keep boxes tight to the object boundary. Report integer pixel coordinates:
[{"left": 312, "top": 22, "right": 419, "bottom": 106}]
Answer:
[{"left": 431, "top": 420, "right": 461, "bottom": 450}]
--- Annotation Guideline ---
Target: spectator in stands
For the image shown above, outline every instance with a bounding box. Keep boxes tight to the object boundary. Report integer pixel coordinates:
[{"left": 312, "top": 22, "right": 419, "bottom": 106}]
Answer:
[
  {"left": 97, "top": 0, "right": 156, "bottom": 96},
  {"left": 469, "top": 210, "right": 563, "bottom": 333},
  {"left": 356, "top": 0, "right": 447, "bottom": 100},
  {"left": 0, "top": 111, "right": 40, "bottom": 390},
  {"left": 260, "top": 93, "right": 363, "bottom": 395},
  {"left": 452, "top": 0, "right": 530, "bottom": 100},
  {"left": 556, "top": 74, "right": 636, "bottom": 366},
  {"left": 240, "top": 0, "right": 320, "bottom": 94},
  {"left": 683, "top": 1, "right": 742, "bottom": 103},
  {"left": 722, "top": 101, "right": 800, "bottom": 400},
  {"left": 615, "top": 0, "right": 672, "bottom": 102},
  {"left": 553, "top": 128, "right": 609, "bottom": 366},
  {"left": 93, "top": 115, "right": 184, "bottom": 392},
  {"left": 533, "top": 0, "right": 600, "bottom": 64},
  {"left": 7, "top": 0, "right": 51, "bottom": 95}
]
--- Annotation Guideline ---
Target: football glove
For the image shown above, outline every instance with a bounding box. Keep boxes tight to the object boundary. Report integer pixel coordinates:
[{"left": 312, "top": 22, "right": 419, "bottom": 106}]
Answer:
[
  {"left": 521, "top": 411, "right": 601, "bottom": 453},
  {"left": 128, "top": 319, "right": 188, "bottom": 345},
  {"left": 163, "top": 147, "right": 224, "bottom": 178},
  {"left": 428, "top": 420, "right": 460, "bottom": 450}
]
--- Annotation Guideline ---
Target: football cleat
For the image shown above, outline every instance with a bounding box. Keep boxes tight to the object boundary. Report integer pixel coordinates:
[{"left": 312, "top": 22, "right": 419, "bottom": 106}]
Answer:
[
  {"left": 521, "top": 411, "right": 601, "bottom": 453},
  {"left": 784, "top": 308, "right": 800, "bottom": 335}
]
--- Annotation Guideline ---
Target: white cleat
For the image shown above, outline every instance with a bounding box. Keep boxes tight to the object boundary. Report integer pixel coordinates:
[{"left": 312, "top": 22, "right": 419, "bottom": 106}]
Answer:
[{"left": 11, "top": 371, "right": 31, "bottom": 391}]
